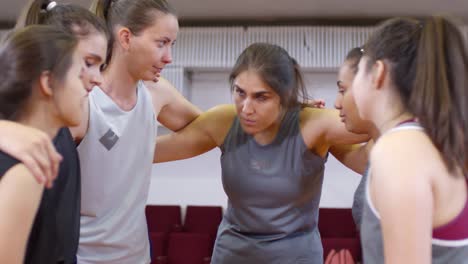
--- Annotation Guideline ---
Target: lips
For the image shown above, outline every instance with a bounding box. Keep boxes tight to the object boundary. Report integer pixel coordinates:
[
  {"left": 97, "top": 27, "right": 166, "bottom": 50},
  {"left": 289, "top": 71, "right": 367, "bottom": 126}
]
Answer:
[
  {"left": 339, "top": 114, "right": 346, "bottom": 122},
  {"left": 152, "top": 66, "right": 163, "bottom": 73},
  {"left": 241, "top": 117, "right": 256, "bottom": 126}
]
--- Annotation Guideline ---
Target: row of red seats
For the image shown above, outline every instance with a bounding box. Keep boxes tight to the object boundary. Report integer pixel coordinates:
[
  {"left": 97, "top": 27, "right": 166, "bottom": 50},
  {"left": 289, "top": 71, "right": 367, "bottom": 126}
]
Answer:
[
  {"left": 146, "top": 205, "right": 222, "bottom": 264},
  {"left": 146, "top": 205, "right": 361, "bottom": 263},
  {"left": 150, "top": 232, "right": 212, "bottom": 264}
]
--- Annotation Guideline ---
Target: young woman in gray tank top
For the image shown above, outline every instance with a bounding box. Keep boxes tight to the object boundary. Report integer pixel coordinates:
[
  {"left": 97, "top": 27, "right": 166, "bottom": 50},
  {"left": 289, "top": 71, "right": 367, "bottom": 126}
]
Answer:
[
  {"left": 155, "top": 43, "right": 369, "bottom": 264},
  {"left": 333, "top": 47, "right": 380, "bottom": 230},
  {"left": 352, "top": 16, "right": 468, "bottom": 263}
]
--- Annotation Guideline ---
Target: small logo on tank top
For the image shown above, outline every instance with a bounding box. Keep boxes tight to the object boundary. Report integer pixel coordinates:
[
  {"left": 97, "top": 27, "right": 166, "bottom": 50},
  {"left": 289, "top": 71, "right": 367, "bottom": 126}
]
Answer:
[
  {"left": 250, "top": 159, "right": 271, "bottom": 170},
  {"left": 99, "top": 129, "right": 119, "bottom": 150}
]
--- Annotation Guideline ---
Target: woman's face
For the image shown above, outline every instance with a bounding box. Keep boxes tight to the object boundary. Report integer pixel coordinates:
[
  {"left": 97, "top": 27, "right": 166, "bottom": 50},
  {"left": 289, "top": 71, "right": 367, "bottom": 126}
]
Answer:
[
  {"left": 127, "top": 13, "right": 179, "bottom": 82},
  {"left": 334, "top": 60, "right": 371, "bottom": 134},
  {"left": 53, "top": 48, "right": 87, "bottom": 127},
  {"left": 233, "top": 70, "right": 283, "bottom": 135},
  {"left": 76, "top": 32, "right": 107, "bottom": 91}
]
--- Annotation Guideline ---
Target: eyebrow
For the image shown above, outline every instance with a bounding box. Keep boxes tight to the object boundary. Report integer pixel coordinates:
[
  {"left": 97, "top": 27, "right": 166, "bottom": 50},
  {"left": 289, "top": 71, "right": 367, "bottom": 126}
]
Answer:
[
  {"left": 234, "top": 85, "right": 272, "bottom": 96},
  {"left": 253, "top": 91, "right": 272, "bottom": 97},
  {"left": 86, "top": 53, "right": 103, "bottom": 63},
  {"left": 158, "top": 36, "right": 176, "bottom": 43}
]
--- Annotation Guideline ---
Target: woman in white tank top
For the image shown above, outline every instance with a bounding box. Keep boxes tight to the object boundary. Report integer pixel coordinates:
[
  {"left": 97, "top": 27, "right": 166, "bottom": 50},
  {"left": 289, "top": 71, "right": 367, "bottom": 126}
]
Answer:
[{"left": 75, "top": 1, "right": 202, "bottom": 263}]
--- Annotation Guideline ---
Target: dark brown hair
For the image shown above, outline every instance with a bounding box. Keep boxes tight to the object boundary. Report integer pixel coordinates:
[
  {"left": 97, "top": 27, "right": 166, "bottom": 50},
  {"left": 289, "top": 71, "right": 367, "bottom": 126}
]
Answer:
[
  {"left": 0, "top": 25, "right": 78, "bottom": 120},
  {"left": 364, "top": 16, "right": 467, "bottom": 175},
  {"left": 345, "top": 47, "right": 364, "bottom": 74},
  {"left": 229, "top": 42, "right": 310, "bottom": 109}
]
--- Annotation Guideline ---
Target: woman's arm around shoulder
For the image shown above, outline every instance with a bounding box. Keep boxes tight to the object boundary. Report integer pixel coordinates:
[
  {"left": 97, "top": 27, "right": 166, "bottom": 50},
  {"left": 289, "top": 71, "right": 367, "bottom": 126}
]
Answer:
[
  {"left": 145, "top": 78, "right": 202, "bottom": 132},
  {"left": 0, "top": 120, "right": 62, "bottom": 187},
  {"left": 154, "top": 104, "right": 236, "bottom": 163},
  {"left": 300, "top": 107, "right": 369, "bottom": 156}
]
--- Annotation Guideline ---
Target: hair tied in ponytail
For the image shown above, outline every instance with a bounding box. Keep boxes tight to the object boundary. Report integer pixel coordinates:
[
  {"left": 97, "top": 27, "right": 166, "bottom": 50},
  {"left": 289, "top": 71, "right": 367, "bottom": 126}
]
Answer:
[{"left": 41, "top": 1, "right": 57, "bottom": 13}]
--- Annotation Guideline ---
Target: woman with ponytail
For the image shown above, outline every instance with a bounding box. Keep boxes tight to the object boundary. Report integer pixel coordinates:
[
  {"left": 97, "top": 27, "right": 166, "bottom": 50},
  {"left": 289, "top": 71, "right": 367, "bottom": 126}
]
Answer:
[
  {"left": 74, "top": 0, "right": 202, "bottom": 263},
  {"left": 0, "top": 1, "right": 109, "bottom": 263},
  {"left": 0, "top": 25, "right": 84, "bottom": 263},
  {"left": 352, "top": 16, "right": 468, "bottom": 263},
  {"left": 154, "top": 42, "right": 369, "bottom": 263}
]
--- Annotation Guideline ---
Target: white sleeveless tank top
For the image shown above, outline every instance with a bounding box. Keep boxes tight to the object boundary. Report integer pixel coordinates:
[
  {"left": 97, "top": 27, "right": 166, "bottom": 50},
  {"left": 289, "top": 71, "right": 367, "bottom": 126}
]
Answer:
[{"left": 77, "top": 81, "right": 157, "bottom": 263}]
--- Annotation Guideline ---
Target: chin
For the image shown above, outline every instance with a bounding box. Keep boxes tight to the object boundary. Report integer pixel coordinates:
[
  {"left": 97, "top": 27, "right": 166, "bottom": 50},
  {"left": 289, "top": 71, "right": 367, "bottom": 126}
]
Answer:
[
  {"left": 239, "top": 124, "right": 258, "bottom": 135},
  {"left": 344, "top": 122, "right": 354, "bottom": 132},
  {"left": 65, "top": 116, "right": 82, "bottom": 127}
]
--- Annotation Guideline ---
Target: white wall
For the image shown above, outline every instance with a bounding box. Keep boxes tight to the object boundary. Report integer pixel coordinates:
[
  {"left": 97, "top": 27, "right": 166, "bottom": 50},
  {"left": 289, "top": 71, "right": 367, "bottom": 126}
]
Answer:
[{"left": 147, "top": 70, "right": 362, "bottom": 209}]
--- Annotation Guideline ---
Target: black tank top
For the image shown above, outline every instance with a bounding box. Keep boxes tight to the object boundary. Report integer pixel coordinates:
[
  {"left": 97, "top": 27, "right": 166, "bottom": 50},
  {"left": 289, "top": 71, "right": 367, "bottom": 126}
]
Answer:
[{"left": 0, "top": 127, "right": 82, "bottom": 264}]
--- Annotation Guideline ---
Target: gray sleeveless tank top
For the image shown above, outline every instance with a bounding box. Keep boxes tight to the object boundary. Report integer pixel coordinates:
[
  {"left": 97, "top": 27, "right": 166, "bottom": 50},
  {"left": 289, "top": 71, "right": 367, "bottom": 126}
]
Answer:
[
  {"left": 352, "top": 165, "right": 369, "bottom": 230},
  {"left": 360, "top": 122, "right": 468, "bottom": 263},
  {"left": 211, "top": 108, "right": 326, "bottom": 264}
]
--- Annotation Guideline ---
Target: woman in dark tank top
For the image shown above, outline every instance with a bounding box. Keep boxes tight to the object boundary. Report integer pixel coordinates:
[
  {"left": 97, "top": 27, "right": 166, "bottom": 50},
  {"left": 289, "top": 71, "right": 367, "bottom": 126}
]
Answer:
[
  {"left": 0, "top": 25, "right": 85, "bottom": 263},
  {"left": 0, "top": 1, "right": 109, "bottom": 263},
  {"left": 155, "top": 43, "right": 369, "bottom": 263}
]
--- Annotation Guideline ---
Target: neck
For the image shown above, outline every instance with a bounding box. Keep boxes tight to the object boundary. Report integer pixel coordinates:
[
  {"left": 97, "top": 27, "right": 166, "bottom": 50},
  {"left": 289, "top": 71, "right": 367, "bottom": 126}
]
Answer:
[
  {"left": 376, "top": 109, "right": 414, "bottom": 134},
  {"left": 368, "top": 125, "right": 380, "bottom": 141},
  {"left": 369, "top": 87, "right": 414, "bottom": 135},
  {"left": 253, "top": 109, "right": 287, "bottom": 145},
  {"left": 101, "top": 53, "right": 139, "bottom": 101},
  {"left": 17, "top": 102, "right": 61, "bottom": 139}
]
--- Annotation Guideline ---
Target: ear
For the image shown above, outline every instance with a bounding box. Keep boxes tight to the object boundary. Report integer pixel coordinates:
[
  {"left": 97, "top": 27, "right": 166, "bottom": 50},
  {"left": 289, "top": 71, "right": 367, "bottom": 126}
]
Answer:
[
  {"left": 38, "top": 71, "right": 54, "bottom": 97},
  {"left": 116, "top": 27, "right": 132, "bottom": 51},
  {"left": 372, "top": 60, "right": 387, "bottom": 90}
]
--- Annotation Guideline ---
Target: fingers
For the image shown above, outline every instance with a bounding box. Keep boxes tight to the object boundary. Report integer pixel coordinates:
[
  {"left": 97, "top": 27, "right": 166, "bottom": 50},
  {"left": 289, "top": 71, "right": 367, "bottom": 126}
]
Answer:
[
  {"left": 339, "top": 249, "right": 345, "bottom": 263},
  {"left": 325, "top": 249, "right": 355, "bottom": 264},
  {"left": 343, "top": 249, "right": 354, "bottom": 264},
  {"left": 19, "top": 135, "right": 61, "bottom": 189},
  {"left": 325, "top": 249, "right": 337, "bottom": 264},
  {"left": 316, "top": 99, "right": 326, "bottom": 108},
  {"left": 45, "top": 137, "right": 62, "bottom": 181},
  {"left": 42, "top": 137, "right": 62, "bottom": 189},
  {"left": 21, "top": 155, "right": 46, "bottom": 185},
  {"left": 33, "top": 144, "right": 53, "bottom": 188},
  {"left": 0, "top": 122, "right": 61, "bottom": 188},
  {"left": 305, "top": 98, "right": 326, "bottom": 108}
]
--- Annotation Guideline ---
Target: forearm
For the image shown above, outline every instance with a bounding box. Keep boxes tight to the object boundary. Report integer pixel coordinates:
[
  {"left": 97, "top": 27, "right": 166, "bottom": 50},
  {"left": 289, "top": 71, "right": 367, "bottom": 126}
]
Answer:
[
  {"left": 330, "top": 142, "right": 369, "bottom": 174},
  {"left": 154, "top": 80, "right": 202, "bottom": 132},
  {"left": 154, "top": 132, "right": 217, "bottom": 163},
  {"left": 154, "top": 105, "right": 233, "bottom": 163}
]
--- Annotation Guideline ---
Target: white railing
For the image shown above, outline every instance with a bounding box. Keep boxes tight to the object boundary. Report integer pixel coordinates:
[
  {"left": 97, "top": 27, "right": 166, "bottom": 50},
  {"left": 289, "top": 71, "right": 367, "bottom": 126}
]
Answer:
[{"left": 172, "top": 26, "right": 374, "bottom": 69}]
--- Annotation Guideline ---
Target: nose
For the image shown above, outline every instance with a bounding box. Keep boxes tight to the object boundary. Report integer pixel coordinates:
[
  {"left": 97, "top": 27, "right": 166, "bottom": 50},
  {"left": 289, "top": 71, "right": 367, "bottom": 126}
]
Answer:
[
  {"left": 78, "top": 67, "right": 92, "bottom": 93},
  {"left": 89, "top": 70, "right": 103, "bottom": 91},
  {"left": 162, "top": 46, "right": 173, "bottom": 65},
  {"left": 242, "top": 98, "right": 254, "bottom": 114},
  {"left": 334, "top": 93, "right": 343, "bottom": 110}
]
